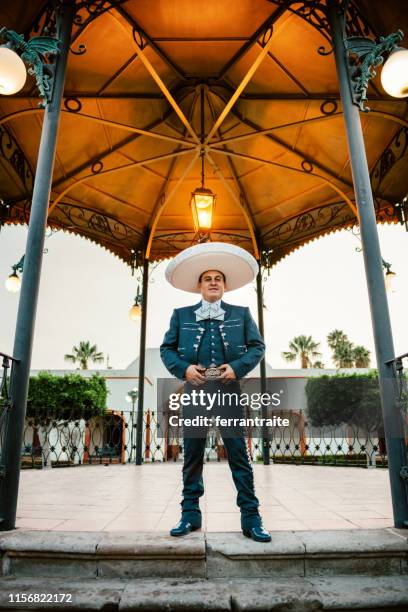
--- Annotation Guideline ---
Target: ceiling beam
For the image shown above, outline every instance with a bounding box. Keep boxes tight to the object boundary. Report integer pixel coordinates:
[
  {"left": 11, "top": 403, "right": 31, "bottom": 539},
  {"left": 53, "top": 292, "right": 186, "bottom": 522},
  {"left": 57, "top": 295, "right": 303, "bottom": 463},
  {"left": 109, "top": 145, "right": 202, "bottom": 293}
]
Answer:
[
  {"left": 216, "top": 2, "right": 290, "bottom": 80},
  {"left": 113, "top": 4, "right": 186, "bottom": 80},
  {"left": 48, "top": 148, "right": 196, "bottom": 217},
  {"left": 210, "top": 147, "right": 357, "bottom": 216},
  {"left": 145, "top": 89, "right": 201, "bottom": 258},
  {"left": 205, "top": 89, "right": 260, "bottom": 258},
  {"left": 206, "top": 33, "right": 276, "bottom": 142},
  {"left": 145, "top": 149, "right": 200, "bottom": 258},
  {"left": 209, "top": 112, "right": 343, "bottom": 146},
  {"left": 211, "top": 88, "right": 354, "bottom": 190}
]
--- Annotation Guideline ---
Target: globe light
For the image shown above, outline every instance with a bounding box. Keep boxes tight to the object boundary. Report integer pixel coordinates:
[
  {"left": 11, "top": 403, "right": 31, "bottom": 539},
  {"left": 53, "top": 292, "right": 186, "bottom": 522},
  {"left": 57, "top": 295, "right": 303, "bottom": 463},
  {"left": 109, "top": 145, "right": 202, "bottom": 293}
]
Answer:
[
  {"left": 5, "top": 272, "right": 21, "bottom": 293},
  {"left": 0, "top": 46, "right": 27, "bottom": 95},
  {"left": 385, "top": 269, "right": 397, "bottom": 293},
  {"left": 381, "top": 48, "right": 408, "bottom": 98}
]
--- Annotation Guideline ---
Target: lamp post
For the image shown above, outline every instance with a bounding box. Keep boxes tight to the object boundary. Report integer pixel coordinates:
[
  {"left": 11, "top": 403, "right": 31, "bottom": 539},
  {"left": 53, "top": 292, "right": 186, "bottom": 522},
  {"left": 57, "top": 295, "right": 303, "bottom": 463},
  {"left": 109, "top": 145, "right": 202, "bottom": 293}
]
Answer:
[
  {"left": 125, "top": 387, "right": 139, "bottom": 463},
  {"left": 0, "top": 1, "right": 74, "bottom": 532},
  {"left": 328, "top": 0, "right": 408, "bottom": 528}
]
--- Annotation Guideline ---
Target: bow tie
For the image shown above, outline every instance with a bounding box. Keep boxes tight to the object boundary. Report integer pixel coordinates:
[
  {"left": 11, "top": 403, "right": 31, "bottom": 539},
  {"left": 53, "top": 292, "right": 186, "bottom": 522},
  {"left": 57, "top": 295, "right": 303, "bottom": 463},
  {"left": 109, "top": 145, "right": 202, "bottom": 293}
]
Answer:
[{"left": 194, "top": 303, "right": 225, "bottom": 321}]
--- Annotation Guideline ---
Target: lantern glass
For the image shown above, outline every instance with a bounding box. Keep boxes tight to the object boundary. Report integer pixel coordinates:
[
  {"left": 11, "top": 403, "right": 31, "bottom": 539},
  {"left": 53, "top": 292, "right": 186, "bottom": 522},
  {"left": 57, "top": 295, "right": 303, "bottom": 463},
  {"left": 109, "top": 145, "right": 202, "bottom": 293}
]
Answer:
[
  {"left": 0, "top": 46, "right": 27, "bottom": 95},
  {"left": 381, "top": 48, "right": 408, "bottom": 98},
  {"left": 129, "top": 304, "right": 142, "bottom": 320},
  {"left": 191, "top": 188, "right": 215, "bottom": 230},
  {"left": 5, "top": 272, "right": 21, "bottom": 293}
]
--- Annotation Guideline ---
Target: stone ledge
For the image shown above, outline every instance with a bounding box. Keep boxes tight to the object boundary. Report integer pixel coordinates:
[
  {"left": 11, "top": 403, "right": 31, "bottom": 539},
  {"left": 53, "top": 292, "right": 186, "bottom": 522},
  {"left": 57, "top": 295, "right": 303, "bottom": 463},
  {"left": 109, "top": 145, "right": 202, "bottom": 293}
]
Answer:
[
  {"left": 96, "top": 531, "right": 205, "bottom": 558},
  {"left": 0, "top": 575, "right": 407, "bottom": 611}
]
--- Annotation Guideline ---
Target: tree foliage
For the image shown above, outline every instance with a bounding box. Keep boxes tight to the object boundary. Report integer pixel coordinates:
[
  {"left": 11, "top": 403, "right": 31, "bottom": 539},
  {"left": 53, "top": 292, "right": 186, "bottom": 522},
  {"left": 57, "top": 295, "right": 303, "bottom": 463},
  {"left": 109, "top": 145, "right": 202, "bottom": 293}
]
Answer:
[
  {"left": 282, "top": 335, "right": 322, "bottom": 369},
  {"left": 327, "top": 329, "right": 371, "bottom": 368},
  {"left": 64, "top": 341, "right": 104, "bottom": 370},
  {"left": 27, "top": 371, "right": 108, "bottom": 420},
  {"left": 305, "top": 371, "right": 383, "bottom": 430}
]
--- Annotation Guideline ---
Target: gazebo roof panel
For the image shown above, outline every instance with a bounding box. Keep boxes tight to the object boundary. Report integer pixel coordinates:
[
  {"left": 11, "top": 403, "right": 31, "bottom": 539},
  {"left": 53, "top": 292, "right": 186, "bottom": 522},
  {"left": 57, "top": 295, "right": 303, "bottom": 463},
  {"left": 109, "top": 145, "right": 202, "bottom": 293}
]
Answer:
[
  {"left": 226, "top": 45, "right": 305, "bottom": 95},
  {"left": 155, "top": 41, "right": 246, "bottom": 78},
  {"left": 1, "top": 0, "right": 406, "bottom": 265},
  {"left": 64, "top": 14, "right": 142, "bottom": 93},
  {"left": 126, "top": 0, "right": 276, "bottom": 39},
  {"left": 269, "top": 13, "right": 338, "bottom": 94}
]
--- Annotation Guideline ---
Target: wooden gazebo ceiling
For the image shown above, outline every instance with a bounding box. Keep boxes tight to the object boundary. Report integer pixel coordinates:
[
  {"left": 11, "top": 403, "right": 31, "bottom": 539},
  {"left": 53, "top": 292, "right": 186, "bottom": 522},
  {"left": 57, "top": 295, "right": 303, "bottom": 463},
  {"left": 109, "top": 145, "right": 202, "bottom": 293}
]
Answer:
[{"left": 0, "top": 0, "right": 407, "bottom": 267}]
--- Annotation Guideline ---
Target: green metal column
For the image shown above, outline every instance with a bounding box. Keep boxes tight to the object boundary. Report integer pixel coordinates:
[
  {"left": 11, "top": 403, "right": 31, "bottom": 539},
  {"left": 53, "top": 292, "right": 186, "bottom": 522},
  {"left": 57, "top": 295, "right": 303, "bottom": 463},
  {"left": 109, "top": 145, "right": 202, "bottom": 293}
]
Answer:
[
  {"left": 256, "top": 269, "right": 270, "bottom": 465},
  {"left": 328, "top": 1, "right": 408, "bottom": 528},
  {"left": 0, "top": 1, "right": 75, "bottom": 531},
  {"left": 135, "top": 256, "right": 149, "bottom": 465}
]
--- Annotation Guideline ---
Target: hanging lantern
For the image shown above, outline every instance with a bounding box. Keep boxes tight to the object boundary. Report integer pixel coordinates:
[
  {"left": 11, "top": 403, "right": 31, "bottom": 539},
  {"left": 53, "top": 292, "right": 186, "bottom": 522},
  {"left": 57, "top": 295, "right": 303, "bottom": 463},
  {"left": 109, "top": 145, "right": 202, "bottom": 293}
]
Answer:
[
  {"left": 191, "top": 154, "right": 216, "bottom": 231},
  {"left": 191, "top": 186, "right": 216, "bottom": 230}
]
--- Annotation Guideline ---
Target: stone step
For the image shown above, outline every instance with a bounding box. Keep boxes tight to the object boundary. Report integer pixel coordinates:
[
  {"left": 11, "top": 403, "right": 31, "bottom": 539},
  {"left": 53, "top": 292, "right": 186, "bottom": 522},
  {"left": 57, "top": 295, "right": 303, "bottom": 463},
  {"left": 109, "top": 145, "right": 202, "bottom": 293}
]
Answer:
[
  {"left": 0, "top": 575, "right": 408, "bottom": 611},
  {"left": 1, "top": 529, "right": 407, "bottom": 580}
]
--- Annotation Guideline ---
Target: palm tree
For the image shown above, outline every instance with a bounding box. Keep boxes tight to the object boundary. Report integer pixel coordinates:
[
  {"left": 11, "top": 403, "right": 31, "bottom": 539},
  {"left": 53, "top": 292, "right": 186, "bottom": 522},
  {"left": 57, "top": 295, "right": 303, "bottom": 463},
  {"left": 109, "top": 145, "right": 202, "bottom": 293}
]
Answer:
[
  {"left": 332, "top": 342, "right": 355, "bottom": 368},
  {"left": 64, "top": 341, "right": 104, "bottom": 370},
  {"left": 327, "top": 329, "right": 349, "bottom": 350},
  {"left": 353, "top": 345, "right": 371, "bottom": 368},
  {"left": 312, "top": 360, "right": 325, "bottom": 369},
  {"left": 282, "top": 335, "right": 322, "bottom": 369}
]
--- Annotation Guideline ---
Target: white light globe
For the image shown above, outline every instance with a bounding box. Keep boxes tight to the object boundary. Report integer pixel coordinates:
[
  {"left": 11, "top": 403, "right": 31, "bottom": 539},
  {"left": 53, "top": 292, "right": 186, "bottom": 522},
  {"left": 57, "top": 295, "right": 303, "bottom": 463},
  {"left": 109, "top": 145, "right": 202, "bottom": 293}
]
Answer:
[
  {"left": 0, "top": 46, "right": 27, "bottom": 95},
  {"left": 381, "top": 48, "right": 408, "bottom": 98},
  {"left": 5, "top": 272, "right": 21, "bottom": 292}
]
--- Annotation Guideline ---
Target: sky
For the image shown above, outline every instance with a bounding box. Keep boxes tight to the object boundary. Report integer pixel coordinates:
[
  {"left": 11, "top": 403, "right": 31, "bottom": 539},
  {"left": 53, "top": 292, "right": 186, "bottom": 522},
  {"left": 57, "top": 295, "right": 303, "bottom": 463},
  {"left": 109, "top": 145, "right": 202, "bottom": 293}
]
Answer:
[{"left": 0, "top": 222, "right": 407, "bottom": 371}]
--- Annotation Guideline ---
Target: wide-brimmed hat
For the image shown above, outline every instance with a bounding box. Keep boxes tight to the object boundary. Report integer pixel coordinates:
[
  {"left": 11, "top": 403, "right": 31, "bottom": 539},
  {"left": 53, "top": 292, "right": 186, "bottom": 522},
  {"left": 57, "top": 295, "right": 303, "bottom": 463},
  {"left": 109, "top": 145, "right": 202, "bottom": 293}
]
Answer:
[{"left": 165, "top": 242, "right": 259, "bottom": 293}]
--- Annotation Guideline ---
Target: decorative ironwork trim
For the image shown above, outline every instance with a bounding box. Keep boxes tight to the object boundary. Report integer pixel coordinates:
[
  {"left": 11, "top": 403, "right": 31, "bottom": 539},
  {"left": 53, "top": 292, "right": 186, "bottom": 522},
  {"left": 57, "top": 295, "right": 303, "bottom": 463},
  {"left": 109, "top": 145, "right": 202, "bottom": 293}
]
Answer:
[{"left": 0, "top": 125, "right": 34, "bottom": 193}]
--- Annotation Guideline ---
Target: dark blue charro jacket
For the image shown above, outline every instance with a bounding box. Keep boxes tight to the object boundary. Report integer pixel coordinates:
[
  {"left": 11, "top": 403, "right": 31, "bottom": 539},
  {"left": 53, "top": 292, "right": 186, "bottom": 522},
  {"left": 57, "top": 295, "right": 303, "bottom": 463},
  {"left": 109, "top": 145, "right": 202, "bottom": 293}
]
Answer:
[{"left": 160, "top": 301, "right": 265, "bottom": 380}]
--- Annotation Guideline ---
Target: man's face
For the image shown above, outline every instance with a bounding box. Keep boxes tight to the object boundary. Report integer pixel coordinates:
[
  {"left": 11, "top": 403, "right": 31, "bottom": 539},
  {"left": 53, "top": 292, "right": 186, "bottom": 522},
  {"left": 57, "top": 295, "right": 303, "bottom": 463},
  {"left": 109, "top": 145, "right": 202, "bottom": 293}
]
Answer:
[{"left": 199, "top": 270, "right": 225, "bottom": 302}]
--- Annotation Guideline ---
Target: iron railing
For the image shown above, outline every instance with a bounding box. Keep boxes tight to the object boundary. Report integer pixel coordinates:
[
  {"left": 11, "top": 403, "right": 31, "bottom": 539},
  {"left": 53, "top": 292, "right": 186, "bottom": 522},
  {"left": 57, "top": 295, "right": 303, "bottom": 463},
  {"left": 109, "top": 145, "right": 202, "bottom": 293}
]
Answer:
[
  {"left": 0, "top": 352, "right": 20, "bottom": 479},
  {"left": 19, "top": 406, "right": 397, "bottom": 468}
]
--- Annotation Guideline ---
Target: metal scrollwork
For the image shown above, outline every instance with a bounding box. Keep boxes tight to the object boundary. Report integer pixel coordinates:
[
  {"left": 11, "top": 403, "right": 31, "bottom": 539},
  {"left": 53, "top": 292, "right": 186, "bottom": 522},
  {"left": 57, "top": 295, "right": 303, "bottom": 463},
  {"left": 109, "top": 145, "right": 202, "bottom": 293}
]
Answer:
[
  {"left": 267, "top": 0, "right": 332, "bottom": 55},
  {"left": 370, "top": 127, "right": 408, "bottom": 194},
  {"left": 50, "top": 203, "right": 143, "bottom": 263},
  {"left": 64, "top": 97, "right": 82, "bottom": 113},
  {"left": 345, "top": 30, "right": 404, "bottom": 112},
  {"left": 262, "top": 200, "right": 356, "bottom": 261},
  {"left": 301, "top": 159, "right": 313, "bottom": 173},
  {"left": 91, "top": 160, "right": 104, "bottom": 174},
  {"left": 320, "top": 99, "right": 338, "bottom": 115},
  {"left": 260, "top": 27, "right": 273, "bottom": 48},
  {"left": 70, "top": 42, "right": 87, "bottom": 55},
  {"left": 153, "top": 231, "right": 253, "bottom": 260},
  {"left": 132, "top": 26, "right": 147, "bottom": 50},
  {"left": 0, "top": 126, "right": 34, "bottom": 193},
  {"left": 74, "top": 0, "right": 129, "bottom": 27}
]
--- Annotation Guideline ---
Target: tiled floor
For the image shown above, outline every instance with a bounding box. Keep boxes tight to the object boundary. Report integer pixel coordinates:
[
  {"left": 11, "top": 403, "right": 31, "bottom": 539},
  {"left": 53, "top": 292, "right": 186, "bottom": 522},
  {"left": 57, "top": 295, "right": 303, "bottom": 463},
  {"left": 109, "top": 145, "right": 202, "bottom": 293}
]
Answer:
[{"left": 15, "top": 463, "right": 393, "bottom": 532}]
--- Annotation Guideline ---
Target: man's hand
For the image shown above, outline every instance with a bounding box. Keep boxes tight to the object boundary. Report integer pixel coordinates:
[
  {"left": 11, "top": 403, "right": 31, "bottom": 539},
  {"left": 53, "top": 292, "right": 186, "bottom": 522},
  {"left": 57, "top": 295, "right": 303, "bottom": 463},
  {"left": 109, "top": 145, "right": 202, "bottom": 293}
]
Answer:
[
  {"left": 219, "top": 364, "right": 236, "bottom": 382},
  {"left": 185, "top": 364, "right": 206, "bottom": 386}
]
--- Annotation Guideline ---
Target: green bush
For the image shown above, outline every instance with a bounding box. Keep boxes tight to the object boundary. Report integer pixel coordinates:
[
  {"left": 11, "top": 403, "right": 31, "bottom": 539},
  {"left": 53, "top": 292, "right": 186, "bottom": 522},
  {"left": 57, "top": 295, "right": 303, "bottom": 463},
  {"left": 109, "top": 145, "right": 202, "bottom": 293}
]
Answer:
[
  {"left": 27, "top": 372, "right": 108, "bottom": 421},
  {"left": 305, "top": 371, "right": 383, "bottom": 430}
]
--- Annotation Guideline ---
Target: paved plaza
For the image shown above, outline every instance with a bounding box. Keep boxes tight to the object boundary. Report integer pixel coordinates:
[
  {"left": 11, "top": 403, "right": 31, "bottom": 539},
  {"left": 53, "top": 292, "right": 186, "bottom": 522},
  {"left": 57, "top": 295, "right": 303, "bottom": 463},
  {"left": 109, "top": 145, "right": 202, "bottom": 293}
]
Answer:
[{"left": 14, "top": 463, "right": 393, "bottom": 532}]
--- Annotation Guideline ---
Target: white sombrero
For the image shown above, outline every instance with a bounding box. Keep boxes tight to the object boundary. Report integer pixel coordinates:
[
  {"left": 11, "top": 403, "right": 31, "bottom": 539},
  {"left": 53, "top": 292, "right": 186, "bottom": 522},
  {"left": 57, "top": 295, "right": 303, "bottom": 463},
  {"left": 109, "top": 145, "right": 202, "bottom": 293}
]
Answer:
[{"left": 165, "top": 242, "right": 258, "bottom": 293}]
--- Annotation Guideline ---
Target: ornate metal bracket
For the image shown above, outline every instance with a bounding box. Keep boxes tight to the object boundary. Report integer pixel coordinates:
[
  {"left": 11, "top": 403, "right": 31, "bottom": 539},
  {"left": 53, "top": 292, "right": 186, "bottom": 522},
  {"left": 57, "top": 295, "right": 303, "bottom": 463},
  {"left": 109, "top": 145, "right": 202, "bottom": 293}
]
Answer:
[
  {"left": 344, "top": 29, "right": 404, "bottom": 112},
  {"left": 11, "top": 254, "right": 25, "bottom": 275},
  {"left": 0, "top": 26, "right": 60, "bottom": 107},
  {"left": 394, "top": 199, "right": 408, "bottom": 232}
]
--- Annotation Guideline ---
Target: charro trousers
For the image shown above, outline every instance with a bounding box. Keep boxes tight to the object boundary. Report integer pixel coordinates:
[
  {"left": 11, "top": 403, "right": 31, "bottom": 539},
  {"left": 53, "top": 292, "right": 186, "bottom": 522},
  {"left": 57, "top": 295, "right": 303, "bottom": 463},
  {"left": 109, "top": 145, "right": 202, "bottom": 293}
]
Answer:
[{"left": 179, "top": 381, "right": 261, "bottom": 529}]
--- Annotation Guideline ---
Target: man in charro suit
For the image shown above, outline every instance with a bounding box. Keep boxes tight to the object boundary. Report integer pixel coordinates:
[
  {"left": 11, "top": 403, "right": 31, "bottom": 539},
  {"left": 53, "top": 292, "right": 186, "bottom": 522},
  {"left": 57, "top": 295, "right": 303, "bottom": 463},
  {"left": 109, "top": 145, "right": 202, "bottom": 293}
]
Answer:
[{"left": 160, "top": 242, "right": 271, "bottom": 542}]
